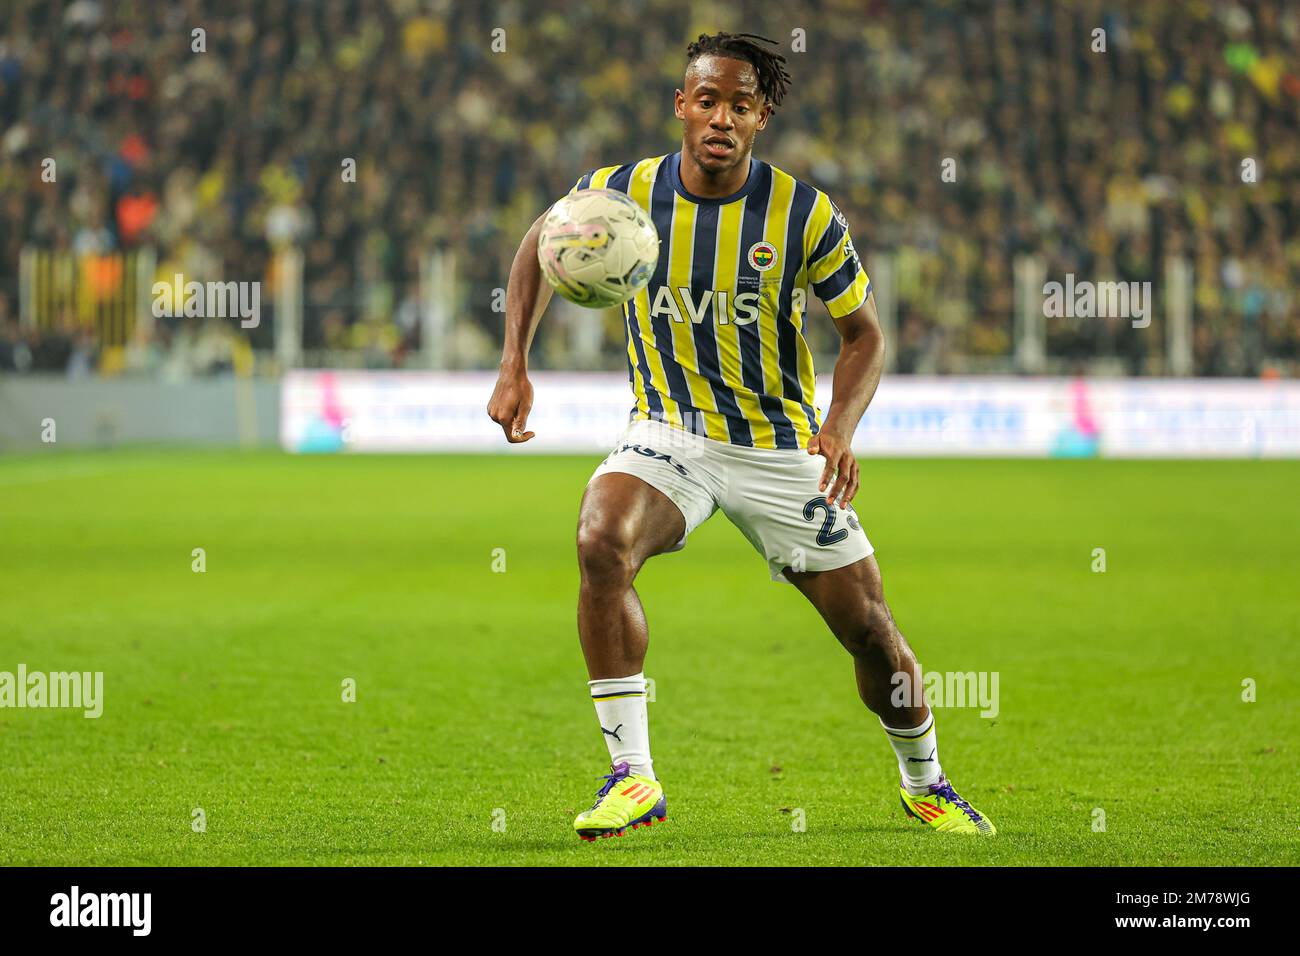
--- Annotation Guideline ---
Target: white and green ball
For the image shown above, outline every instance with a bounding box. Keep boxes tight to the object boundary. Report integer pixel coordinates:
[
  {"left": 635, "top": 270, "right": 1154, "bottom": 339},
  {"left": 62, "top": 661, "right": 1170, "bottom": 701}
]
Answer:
[{"left": 538, "top": 188, "right": 660, "bottom": 309}]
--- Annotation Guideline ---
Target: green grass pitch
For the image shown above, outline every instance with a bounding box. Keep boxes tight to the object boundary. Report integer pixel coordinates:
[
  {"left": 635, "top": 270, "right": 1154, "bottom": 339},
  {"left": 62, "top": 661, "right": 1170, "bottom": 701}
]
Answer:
[{"left": 1, "top": 447, "right": 1296, "bottom": 866}]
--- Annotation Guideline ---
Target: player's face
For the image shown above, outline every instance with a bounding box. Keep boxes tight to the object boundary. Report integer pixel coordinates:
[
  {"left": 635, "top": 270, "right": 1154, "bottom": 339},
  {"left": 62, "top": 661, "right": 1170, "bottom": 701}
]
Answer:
[{"left": 675, "top": 55, "right": 771, "bottom": 176}]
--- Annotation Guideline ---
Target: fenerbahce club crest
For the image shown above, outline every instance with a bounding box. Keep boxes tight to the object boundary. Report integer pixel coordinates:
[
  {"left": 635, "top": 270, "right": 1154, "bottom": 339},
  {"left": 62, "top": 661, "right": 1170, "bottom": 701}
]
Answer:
[{"left": 747, "top": 240, "right": 778, "bottom": 272}]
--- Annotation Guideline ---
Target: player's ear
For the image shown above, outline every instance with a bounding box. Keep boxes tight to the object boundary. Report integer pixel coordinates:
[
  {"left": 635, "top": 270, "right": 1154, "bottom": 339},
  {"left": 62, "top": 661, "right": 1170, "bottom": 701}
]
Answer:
[
  {"left": 756, "top": 103, "right": 773, "bottom": 131},
  {"left": 674, "top": 89, "right": 686, "bottom": 120}
]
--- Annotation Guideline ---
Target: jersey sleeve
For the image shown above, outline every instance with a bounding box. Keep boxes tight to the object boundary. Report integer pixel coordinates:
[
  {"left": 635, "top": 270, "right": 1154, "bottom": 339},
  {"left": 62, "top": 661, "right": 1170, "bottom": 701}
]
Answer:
[
  {"left": 568, "top": 170, "right": 595, "bottom": 196},
  {"left": 804, "top": 192, "right": 871, "bottom": 318},
  {"left": 569, "top": 163, "right": 642, "bottom": 197}
]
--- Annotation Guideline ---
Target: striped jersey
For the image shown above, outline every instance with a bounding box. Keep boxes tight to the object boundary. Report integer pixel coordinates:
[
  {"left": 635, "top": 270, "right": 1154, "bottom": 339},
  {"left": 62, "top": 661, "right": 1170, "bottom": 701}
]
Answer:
[{"left": 570, "top": 151, "right": 871, "bottom": 450}]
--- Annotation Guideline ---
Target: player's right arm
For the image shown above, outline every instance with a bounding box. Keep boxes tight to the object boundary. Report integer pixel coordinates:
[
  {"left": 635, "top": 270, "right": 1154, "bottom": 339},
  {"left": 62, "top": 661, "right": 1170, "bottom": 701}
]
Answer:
[
  {"left": 488, "top": 171, "right": 597, "bottom": 443},
  {"left": 486, "top": 208, "right": 554, "bottom": 443}
]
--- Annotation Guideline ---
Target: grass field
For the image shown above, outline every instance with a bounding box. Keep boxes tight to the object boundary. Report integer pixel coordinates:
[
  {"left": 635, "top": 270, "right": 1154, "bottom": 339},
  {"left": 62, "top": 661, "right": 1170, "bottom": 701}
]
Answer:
[{"left": 0, "top": 448, "right": 1296, "bottom": 866}]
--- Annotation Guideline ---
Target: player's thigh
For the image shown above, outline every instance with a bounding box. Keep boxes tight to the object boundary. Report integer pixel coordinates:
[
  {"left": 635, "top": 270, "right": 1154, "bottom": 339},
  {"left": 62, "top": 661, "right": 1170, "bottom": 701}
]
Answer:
[
  {"left": 579, "top": 418, "right": 720, "bottom": 566},
  {"left": 720, "top": 448, "right": 873, "bottom": 584},
  {"left": 785, "top": 552, "right": 892, "bottom": 639},
  {"left": 577, "top": 471, "right": 687, "bottom": 564}
]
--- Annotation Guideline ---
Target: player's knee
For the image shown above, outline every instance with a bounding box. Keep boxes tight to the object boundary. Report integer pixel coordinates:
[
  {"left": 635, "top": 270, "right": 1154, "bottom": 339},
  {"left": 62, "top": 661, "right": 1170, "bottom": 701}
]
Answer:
[
  {"left": 843, "top": 598, "right": 895, "bottom": 657},
  {"left": 576, "top": 518, "right": 638, "bottom": 587}
]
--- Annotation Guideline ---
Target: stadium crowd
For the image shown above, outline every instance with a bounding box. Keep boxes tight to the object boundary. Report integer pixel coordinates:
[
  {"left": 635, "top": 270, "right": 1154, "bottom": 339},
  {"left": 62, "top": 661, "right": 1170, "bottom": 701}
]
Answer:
[{"left": 1, "top": 0, "right": 1297, "bottom": 377}]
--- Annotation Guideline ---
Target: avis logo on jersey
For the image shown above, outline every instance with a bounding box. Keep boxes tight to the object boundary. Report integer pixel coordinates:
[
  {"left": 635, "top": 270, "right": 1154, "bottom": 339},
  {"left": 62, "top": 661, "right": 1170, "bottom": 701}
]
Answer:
[{"left": 646, "top": 285, "right": 801, "bottom": 326}]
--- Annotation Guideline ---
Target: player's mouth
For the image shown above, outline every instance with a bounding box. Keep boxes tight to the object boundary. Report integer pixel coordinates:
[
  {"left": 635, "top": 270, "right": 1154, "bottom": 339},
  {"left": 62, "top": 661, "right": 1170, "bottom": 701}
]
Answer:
[{"left": 702, "top": 136, "right": 735, "bottom": 158}]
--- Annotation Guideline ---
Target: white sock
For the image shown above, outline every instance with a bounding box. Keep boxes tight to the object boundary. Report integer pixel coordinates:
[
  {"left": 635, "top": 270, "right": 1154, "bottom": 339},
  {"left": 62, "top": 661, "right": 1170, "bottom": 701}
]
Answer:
[
  {"left": 589, "top": 673, "right": 654, "bottom": 780},
  {"left": 881, "top": 712, "right": 943, "bottom": 795}
]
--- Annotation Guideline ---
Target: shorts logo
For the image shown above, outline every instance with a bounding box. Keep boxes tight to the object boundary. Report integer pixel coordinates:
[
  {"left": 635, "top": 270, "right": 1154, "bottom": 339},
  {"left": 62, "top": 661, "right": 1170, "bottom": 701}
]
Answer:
[
  {"left": 614, "top": 442, "right": 689, "bottom": 476},
  {"left": 748, "top": 241, "right": 778, "bottom": 272}
]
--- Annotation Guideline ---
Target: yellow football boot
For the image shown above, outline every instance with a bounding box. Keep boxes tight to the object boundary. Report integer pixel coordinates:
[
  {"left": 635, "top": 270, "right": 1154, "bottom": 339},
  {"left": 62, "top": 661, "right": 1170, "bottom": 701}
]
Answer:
[
  {"left": 899, "top": 775, "right": 996, "bottom": 835},
  {"left": 574, "top": 762, "right": 666, "bottom": 841}
]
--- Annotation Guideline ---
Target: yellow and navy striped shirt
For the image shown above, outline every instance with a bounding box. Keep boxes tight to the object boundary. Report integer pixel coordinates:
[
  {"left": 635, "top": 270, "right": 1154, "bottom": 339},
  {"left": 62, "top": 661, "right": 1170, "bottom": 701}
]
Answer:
[{"left": 571, "top": 152, "right": 871, "bottom": 450}]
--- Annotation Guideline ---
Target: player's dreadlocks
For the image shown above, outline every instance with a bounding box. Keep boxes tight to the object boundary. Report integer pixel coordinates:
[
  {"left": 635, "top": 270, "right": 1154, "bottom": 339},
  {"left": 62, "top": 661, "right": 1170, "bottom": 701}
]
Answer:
[{"left": 685, "top": 32, "right": 792, "bottom": 109}]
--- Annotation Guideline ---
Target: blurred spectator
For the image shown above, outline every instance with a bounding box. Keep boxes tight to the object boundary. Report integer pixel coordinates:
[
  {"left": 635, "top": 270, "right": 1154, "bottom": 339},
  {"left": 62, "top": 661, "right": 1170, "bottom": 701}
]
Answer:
[{"left": 0, "top": 0, "right": 1296, "bottom": 376}]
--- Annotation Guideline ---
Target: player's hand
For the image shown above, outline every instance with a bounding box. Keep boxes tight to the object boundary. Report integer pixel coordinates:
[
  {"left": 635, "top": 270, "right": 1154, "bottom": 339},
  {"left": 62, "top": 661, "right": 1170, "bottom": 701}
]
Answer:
[
  {"left": 807, "top": 427, "right": 858, "bottom": 508},
  {"left": 486, "top": 366, "right": 536, "bottom": 443}
]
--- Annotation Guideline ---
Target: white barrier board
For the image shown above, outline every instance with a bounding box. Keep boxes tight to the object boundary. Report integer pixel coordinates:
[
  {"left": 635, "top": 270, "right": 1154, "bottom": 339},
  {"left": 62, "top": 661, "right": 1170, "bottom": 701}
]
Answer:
[{"left": 281, "top": 371, "right": 1300, "bottom": 458}]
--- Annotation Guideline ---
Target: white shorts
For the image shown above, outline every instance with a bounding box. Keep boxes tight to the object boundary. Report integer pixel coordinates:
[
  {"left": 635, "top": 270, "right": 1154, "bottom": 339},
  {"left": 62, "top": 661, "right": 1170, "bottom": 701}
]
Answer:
[{"left": 589, "top": 417, "right": 874, "bottom": 583}]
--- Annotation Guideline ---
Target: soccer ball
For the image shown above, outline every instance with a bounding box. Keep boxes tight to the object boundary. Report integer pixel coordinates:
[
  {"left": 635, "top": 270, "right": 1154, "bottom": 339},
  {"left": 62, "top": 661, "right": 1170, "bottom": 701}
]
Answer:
[{"left": 538, "top": 189, "right": 660, "bottom": 308}]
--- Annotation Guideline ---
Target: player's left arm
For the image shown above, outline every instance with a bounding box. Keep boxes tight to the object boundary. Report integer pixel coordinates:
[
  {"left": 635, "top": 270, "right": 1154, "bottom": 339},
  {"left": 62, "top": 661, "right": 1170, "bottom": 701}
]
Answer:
[{"left": 809, "top": 291, "right": 884, "bottom": 508}]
